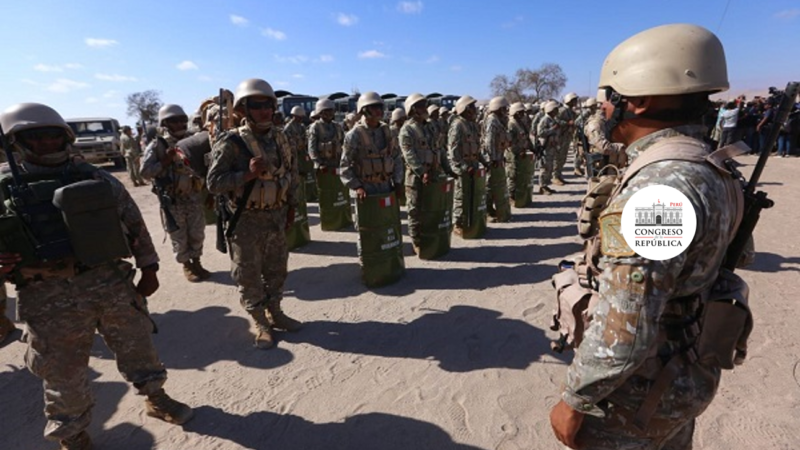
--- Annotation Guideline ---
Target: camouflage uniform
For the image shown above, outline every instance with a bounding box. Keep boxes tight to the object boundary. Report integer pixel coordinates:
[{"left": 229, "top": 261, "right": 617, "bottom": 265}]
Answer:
[
  {"left": 573, "top": 108, "right": 592, "bottom": 174},
  {"left": 536, "top": 114, "right": 559, "bottom": 189},
  {"left": 564, "top": 126, "right": 737, "bottom": 449},
  {"left": 340, "top": 118, "right": 403, "bottom": 196},
  {"left": 399, "top": 118, "right": 444, "bottom": 247},
  {"left": 120, "top": 132, "right": 145, "bottom": 185},
  {"left": 482, "top": 113, "right": 511, "bottom": 222},
  {"left": 1, "top": 159, "right": 169, "bottom": 442},
  {"left": 284, "top": 118, "right": 311, "bottom": 193},
  {"left": 309, "top": 120, "right": 345, "bottom": 170},
  {"left": 554, "top": 104, "right": 575, "bottom": 180},
  {"left": 585, "top": 109, "right": 627, "bottom": 174},
  {"left": 207, "top": 122, "right": 298, "bottom": 313},
  {"left": 447, "top": 114, "right": 482, "bottom": 229},
  {"left": 505, "top": 115, "right": 530, "bottom": 199},
  {"left": 140, "top": 129, "right": 206, "bottom": 265}
]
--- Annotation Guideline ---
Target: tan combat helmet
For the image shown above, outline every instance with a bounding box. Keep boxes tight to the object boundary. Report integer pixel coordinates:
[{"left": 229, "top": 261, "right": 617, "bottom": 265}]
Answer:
[
  {"left": 1, "top": 102, "right": 75, "bottom": 143},
  {"left": 509, "top": 102, "right": 526, "bottom": 116},
  {"left": 315, "top": 98, "right": 335, "bottom": 115},
  {"left": 544, "top": 101, "right": 559, "bottom": 114},
  {"left": 290, "top": 105, "right": 306, "bottom": 117},
  {"left": 439, "top": 106, "right": 450, "bottom": 116},
  {"left": 405, "top": 93, "right": 427, "bottom": 115},
  {"left": 563, "top": 92, "right": 578, "bottom": 105},
  {"left": 584, "top": 97, "right": 598, "bottom": 108},
  {"left": 391, "top": 108, "right": 406, "bottom": 123},
  {"left": 599, "top": 23, "right": 728, "bottom": 97},
  {"left": 427, "top": 104, "right": 440, "bottom": 117},
  {"left": 455, "top": 95, "right": 477, "bottom": 115},
  {"left": 158, "top": 104, "right": 188, "bottom": 126},
  {"left": 233, "top": 78, "right": 277, "bottom": 109},
  {"left": 488, "top": 96, "right": 509, "bottom": 113},
  {"left": 356, "top": 91, "right": 383, "bottom": 114}
]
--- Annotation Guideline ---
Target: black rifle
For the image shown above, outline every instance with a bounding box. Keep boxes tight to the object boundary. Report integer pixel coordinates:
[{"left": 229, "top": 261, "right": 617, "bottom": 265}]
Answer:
[
  {"left": 152, "top": 176, "right": 180, "bottom": 233},
  {"left": 213, "top": 131, "right": 257, "bottom": 252},
  {"left": 215, "top": 88, "right": 228, "bottom": 253},
  {"left": 723, "top": 81, "right": 798, "bottom": 270}
]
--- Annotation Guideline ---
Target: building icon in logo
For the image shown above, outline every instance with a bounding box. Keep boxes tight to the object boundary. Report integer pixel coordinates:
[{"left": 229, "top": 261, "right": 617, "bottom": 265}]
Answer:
[{"left": 634, "top": 201, "right": 682, "bottom": 226}]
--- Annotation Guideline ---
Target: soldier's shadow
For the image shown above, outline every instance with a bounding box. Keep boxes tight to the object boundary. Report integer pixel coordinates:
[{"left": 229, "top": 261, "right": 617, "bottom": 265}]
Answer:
[
  {"left": 90, "top": 306, "right": 294, "bottom": 371},
  {"left": 184, "top": 405, "right": 484, "bottom": 450},
  {"left": 0, "top": 366, "right": 156, "bottom": 450},
  {"left": 484, "top": 224, "right": 578, "bottom": 241},
  {"left": 514, "top": 211, "right": 577, "bottom": 223},
  {"left": 282, "top": 305, "right": 567, "bottom": 371},
  {"left": 291, "top": 239, "right": 357, "bottom": 257},
  {"left": 745, "top": 251, "right": 800, "bottom": 273},
  {"left": 445, "top": 241, "right": 582, "bottom": 265}
]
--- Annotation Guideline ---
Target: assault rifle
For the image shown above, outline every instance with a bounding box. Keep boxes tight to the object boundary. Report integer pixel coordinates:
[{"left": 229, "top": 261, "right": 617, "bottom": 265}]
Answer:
[
  {"left": 723, "top": 81, "right": 799, "bottom": 271},
  {"left": 152, "top": 175, "right": 180, "bottom": 233},
  {"left": 215, "top": 88, "right": 229, "bottom": 253}
]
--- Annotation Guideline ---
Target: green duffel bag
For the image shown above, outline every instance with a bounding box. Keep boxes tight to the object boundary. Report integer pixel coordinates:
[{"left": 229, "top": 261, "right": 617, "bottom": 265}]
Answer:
[
  {"left": 317, "top": 169, "right": 353, "bottom": 231},
  {"left": 355, "top": 191, "right": 405, "bottom": 287},
  {"left": 286, "top": 181, "right": 311, "bottom": 251},
  {"left": 513, "top": 152, "right": 535, "bottom": 208},
  {"left": 418, "top": 176, "right": 454, "bottom": 260},
  {"left": 461, "top": 168, "right": 487, "bottom": 239}
]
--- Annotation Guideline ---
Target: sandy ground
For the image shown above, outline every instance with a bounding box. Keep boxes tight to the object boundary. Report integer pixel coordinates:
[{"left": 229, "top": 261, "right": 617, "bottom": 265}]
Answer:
[{"left": 1, "top": 154, "right": 799, "bottom": 450}]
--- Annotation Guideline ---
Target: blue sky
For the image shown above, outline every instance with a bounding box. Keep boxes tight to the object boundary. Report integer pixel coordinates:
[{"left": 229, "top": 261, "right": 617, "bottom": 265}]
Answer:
[{"left": 3, "top": 0, "right": 798, "bottom": 124}]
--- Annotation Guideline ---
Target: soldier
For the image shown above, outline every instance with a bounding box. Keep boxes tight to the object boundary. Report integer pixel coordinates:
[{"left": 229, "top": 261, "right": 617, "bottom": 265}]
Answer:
[
  {"left": 390, "top": 108, "right": 406, "bottom": 145},
  {"left": 483, "top": 96, "right": 512, "bottom": 222},
  {"left": 284, "top": 106, "right": 312, "bottom": 249},
  {"left": 553, "top": 92, "right": 578, "bottom": 185},
  {"left": 550, "top": 24, "right": 749, "bottom": 449},
  {"left": 207, "top": 78, "right": 301, "bottom": 349},
  {"left": 448, "top": 95, "right": 486, "bottom": 237},
  {"left": 400, "top": 93, "right": 450, "bottom": 257},
  {"left": 427, "top": 105, "right": 443, "bottom": 150},
  {"left": 0, "top": 103, "right": 192, "bottom": 450},
  {"left": 340, "top": 92, "right": 405, "bottom": 286},
  {"left": 506, "top": 102, "right": 535, "bottom": 207},
  {"left": 309, "top": 98, "right": 352, "bottom": 230},
  {"left": 120, "top": 125, "right": 146, "bottom": 186},
  {"left": 536, "top": 101, "right": 561, "bottom": 195},
  {"left": 286, "top": 106, "right": 311, "bottom": 181},
  {"left": 439, "top": 107, "right": 451, "bottom": 132},
  {"left": 583, "top": 96, "right": 627, "bottom": 177},
  {"left": 141, "top": 104, "right": 210, "bottom": 282}
]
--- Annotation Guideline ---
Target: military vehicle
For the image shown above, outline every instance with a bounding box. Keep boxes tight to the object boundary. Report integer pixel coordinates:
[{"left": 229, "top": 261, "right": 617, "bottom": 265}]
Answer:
[
  {"left": 321, "top": 92, "right": 360, "bottom": 123},
  {"left": 276, "top": 90, "right": 318, "bottom": 123},
  {"left": 427, "top": 93, "right": 459, "bottom": 110},
  {"left": 65, "top": 117, "right": 124, "bottom": 167}
]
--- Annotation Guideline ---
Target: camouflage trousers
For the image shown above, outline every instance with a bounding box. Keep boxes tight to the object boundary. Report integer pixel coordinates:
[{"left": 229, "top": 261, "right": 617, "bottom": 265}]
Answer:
[
  {"left": 574, "top": 143, "right": 586, "bottom": 173},
  {"left": 229, "top": 208, "right": 288, "bottom": 312},
  {"left": 538, "top": 146, "right": 557, "bottom": 188},
  {"left": 165, "top": 198, "right": 206, "bottom": 264},
  {"left": 486, "top": 163, "right": 511, "bottom": 222},
  {"left": 125, "top": 155, "right": 145, "bottom": 185},
  {"left": 553, "top": 138, "right": 570, "bottom": 179},
  {"left": 405, "top": 176, "right": 423, "bottom": 245},
  {"left": 17, "top": 262, "right": 166, "bottom": 441}
]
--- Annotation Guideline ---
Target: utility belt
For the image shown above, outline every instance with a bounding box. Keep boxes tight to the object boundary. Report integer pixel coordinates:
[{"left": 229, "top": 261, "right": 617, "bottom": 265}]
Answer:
[
  {"left": 16, "top": 257, "right": 114, "bottom": 287},
  {"left": 319, "top": 141, "right": 341, "bottom": 160},
  {"left": 237, "top": 177, "right": 290, "bottom": 211}
]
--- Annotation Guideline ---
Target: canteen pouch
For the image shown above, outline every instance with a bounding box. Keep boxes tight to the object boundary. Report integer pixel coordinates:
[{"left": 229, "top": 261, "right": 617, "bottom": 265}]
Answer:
[
  {"left": 52, "top": 179, "right": 131, "bottom": 267},
  {"left": 696, "top": 269, "right": 753, "bottom": 369}
]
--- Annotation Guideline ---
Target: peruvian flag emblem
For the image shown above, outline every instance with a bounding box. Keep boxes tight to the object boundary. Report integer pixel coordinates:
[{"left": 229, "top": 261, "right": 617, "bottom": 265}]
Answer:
[
  {"left": 379, "top": 195, "right": 393, "bottom": 208},
  {"left": 477, "top": 168, "right": 486, "bottom": 177},
  {"left": 442, "top": 181, "right": 452, "bottom": 192}
]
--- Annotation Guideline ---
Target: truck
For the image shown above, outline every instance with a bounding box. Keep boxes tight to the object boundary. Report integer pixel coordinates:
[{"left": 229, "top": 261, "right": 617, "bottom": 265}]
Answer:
[{"left": 65, "top": 117, "right": 124, "bottom": 167}]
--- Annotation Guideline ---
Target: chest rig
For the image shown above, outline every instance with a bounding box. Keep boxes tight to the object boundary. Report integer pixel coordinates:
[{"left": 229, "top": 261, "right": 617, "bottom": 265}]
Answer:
[
  {"left": 455, "top": 118, "right": 480, "bottom": 162},
  {"left": 235, "top": 126, "right": 293, "bottom": 210},
  {"left": 314, "top": 121, "right": 344, "bottom": 163},
  {"left": 156, "top": 137, "right": 203, "bottom": 197},
  {"left": 407, "top": 122, "right": 440, "bottom": 174},
  {"left": 353, "top": 124, "right": 395, "bottom": 183}
]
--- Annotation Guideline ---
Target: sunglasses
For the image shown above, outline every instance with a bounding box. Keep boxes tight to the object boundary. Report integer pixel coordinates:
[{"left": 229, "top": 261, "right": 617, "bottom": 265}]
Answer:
[
  {"left": 166, "top": 117, "right": 189, "bottom": 125},
  {"left": 19, "top": 127, "right": 66, "bottom": 141},
  {"left": 604, "top": 87, "right": 624, "bottom": 105},
  {"left": 368, "top": 104, "right": 384, "bottom": 111},
  {"left": 248, "top": 100, "right": 275, "bottom": 110}
]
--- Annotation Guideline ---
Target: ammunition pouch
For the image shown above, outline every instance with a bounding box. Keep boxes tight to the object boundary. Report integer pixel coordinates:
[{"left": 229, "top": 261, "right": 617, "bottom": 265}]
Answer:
[
  {"left": 550, "top": 261, "right": 599, "bottom": 352},
  {"left": 696, "top": 269, "right": 753, "bottom": 369},
  {"left": 577, "top": 166, "right": 621, "bottom": 240},
  {"left": 319, "top": 141, "right": 338, "bottom": 160}
]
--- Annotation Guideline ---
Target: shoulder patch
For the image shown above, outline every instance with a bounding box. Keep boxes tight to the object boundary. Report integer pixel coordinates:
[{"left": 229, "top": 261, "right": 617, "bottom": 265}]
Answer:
[{"left": 599, "top": 212, "right": 635, "bottom": 258}]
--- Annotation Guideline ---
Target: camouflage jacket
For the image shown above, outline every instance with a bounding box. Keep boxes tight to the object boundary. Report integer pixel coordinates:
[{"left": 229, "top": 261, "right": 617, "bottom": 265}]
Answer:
[
  {"left": 536, "top": 114, "right": 560, "bottom": 148},
  {"left": 556, "top": 105, "right": 576, "bottom": 138},
  {"left": 399, "top": 119, "right": 444, "bottom": 180},
  {"left": 120, "top": 133, "right": 140, "bottom": 158},
  {"left": 308, "top": 120, "right": 344, "bottom": 169},
  {"left": 563, "top": 125, "right": 738, "bottom": 417},
  {"left": 340, "top": 119, "right": 403, "bottom": 194},
  {"left": 0, "top": 159, "right": 159, "bottom": 269},
  {"left": 284, "top": 120, "right": 307, "bottom": 159},
  {"left": 506, "top": 117, "right": 530, "bottom": 158},
  {"left": 447, "top": 115, "right": 482, "bottom": 176},
  {"left": 140, "top": 129, "right": 204, "bottom": 200},
  {"left": 585, "top": 109, "right": 626, "bottom": 158},
  {"left": 482, "top": 114, "right": 510, "bottom": 163}
]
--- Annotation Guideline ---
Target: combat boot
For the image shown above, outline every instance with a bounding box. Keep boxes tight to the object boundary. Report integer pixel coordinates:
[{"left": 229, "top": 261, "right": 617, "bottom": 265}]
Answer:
[
  {"left": 59, "top": 431, "right": 92, "bottom": 450},
  {"left": 267, "top": 300, "right": 302, "bottom": 332},
  {"left": 538, "top": 186, "right": 554, "bottom": 195},
  {"left": 145, "top": 389, "right": 194, "bottom": 425},
  {"left": 0, "top": 315, "right": 16, "bottom": 344},
  {"left": 552, "top": 178, "right": 565, "bottom": 186},
  {"left": 182, "top": 262, "right": 202, "bottom": 282},
  {"left": 248, "top": 309, "right": 275, "bottom": 349},
  {"left": 191, "top": 258, "right": 212, "bottom": 280}
]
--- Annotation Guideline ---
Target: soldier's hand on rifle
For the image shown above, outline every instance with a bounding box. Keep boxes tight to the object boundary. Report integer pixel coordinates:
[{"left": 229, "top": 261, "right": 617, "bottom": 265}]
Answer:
[
  {"left": 246, "top": 156, "right": 269, "bottom": 181},
  {"left": 355, "top": 187, "right": 367, "bottom": 200},
  {"left": 136, "top": 266, "right": 160, "bottom": 297},
  {"left": 160, "top": 147, "right": 177, "bottom": 166},
  {"left": 0, "top": 252, "right": 21, "bottom": 275}
]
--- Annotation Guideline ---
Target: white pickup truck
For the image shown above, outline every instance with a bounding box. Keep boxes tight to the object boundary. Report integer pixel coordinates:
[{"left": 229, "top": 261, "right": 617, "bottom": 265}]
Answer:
[{"left": 66, "top": 117, "right": 124, "bottom": 167}]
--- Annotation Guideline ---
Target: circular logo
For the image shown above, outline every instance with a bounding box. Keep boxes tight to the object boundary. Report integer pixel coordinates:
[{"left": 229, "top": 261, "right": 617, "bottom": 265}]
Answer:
[{"left": 620, "top": 185, "right": 696, "bottom": 261}]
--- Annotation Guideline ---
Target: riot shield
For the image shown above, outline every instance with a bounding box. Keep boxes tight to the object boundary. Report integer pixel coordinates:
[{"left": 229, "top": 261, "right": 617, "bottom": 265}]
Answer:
[
  {"left": 418, "top": 176, "right": 454, "bottom": 260},
  {"left": 461, "top": 168, "right": 487, "bottom": 239},
  {"left": 317, "top": 168, "right": 353, "bottom": 231},
  {"left": 513, "top": 152, "right": 535, "bottom": 207},
  {"left": 356, "top": 192, "right": 405, "bottom": 287},
  {"left": 299, "top": 154, "right": 318, "bottom": 202},
  {"left": 286, "top": 181, "right": 311, "bottom": 250},
  {"left": 488, "top": 164, "right": 511, "bottom": 222}
]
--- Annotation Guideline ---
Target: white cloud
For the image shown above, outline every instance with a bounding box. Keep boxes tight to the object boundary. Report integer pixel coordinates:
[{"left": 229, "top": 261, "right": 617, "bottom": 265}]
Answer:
[
  {"left": 337, "top": 13, "right": 359, "bottom": 26},
  {"left": 450, "top": 65, "right": 462, "bottom": 72},
  {"left": 274, "top": 54, "right": 308, "bottom": 64},
  {"left": 34, "top": 64, "right": 63, "bottom": 72},
  {"left": 95, "top": 73, "right": 138, "bottom": 82},
  {"left": 85, "top": 38, "right": 118, "bottom": 48},
  {"left": 775, "top": 9, "right": 800, "bottom": 19},
  {"left": 230, "top": 14, "right": 249, "bottom": 26},
  {"left": 397, "top": 1, "right": 423, "bottom": 14},
  {"left": 292, "top": 74, "right": 304, "bottom": 79},
  {"left": 85, "top": 97, "right": 99, "bottom": 103},
  {"left": 21, "top": 78, "right": 39, "bottom": 85},
  {"left": 176, "top": 60, "right": 199, "bottom": 71},
  {"left": 262, "top": 28, "right": 287, "bottom": 40},
  {"left": 103, "top": 90, "right": 119, "bottom": 98},
  {"left": 319, "top": 54, "right": 334, "bottom": 63},
  {"left": 198, "top": 75, "right": 213, "bottom": 82},
  {"left": 64, "top": 63, "right": 83, "bottom": 69},
  {"left": 47, "top": 78, "right": 90, "bottom": 93},
  {"left": 358, "top": 50, "right": 386, "bottom": 59}
]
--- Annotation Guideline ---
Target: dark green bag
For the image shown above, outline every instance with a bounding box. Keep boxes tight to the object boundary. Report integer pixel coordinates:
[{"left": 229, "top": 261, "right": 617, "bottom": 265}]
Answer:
[
  {"left": 513, "top": 152, "right": 535, "bottom": 208},
  {"left": 418, "top": 176, "right": 454, "bottom": 260},
  {"left": 286, "top": 181, "right": 311, "bottom": 251},
  {"left": 356, "top": 192, "right": 405, "bottom": 287},
  {"left": 461, "top": 169, "right": 487, "bottom": 239},
  {"left": 488, "top": 165, "right": 511, "bottom": 221},
  {"left": 317, "top": 169, "right": 353, "bottom": 231}
]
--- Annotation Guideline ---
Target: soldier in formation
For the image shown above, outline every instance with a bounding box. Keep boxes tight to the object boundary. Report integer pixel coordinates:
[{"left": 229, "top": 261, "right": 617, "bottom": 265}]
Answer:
[
  {"left": 141, "top": 104, "right": 211, "bottom": 282},
  {"left": 0, "top": 102, "right": 192, "bottom": 450},
  {"left": 483, "top": 96, "right": 512, "bottom": 222},
  {"left": 550, "top": 24, "right": 751, "bottom": 449},
  {"left": 536, "top": 101, "right": 561, "bottom": 195},
  {"left": 207, "top": 78, "right": 301, "bottom": 349},
  {"left": 448, "top": 95, "right": 486, "bottom": 237},
  {"left": 506, "top": 101, "right": 535, "bottom": 207},
  {"left": 309, "top": 98, "right": 352, "bottom": 230},
  {"left": 553, "top": 92, "right": 578, "bottom": 185},
  {"left": 583, "top": 96, "right": 627, "bottom": 175}
]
